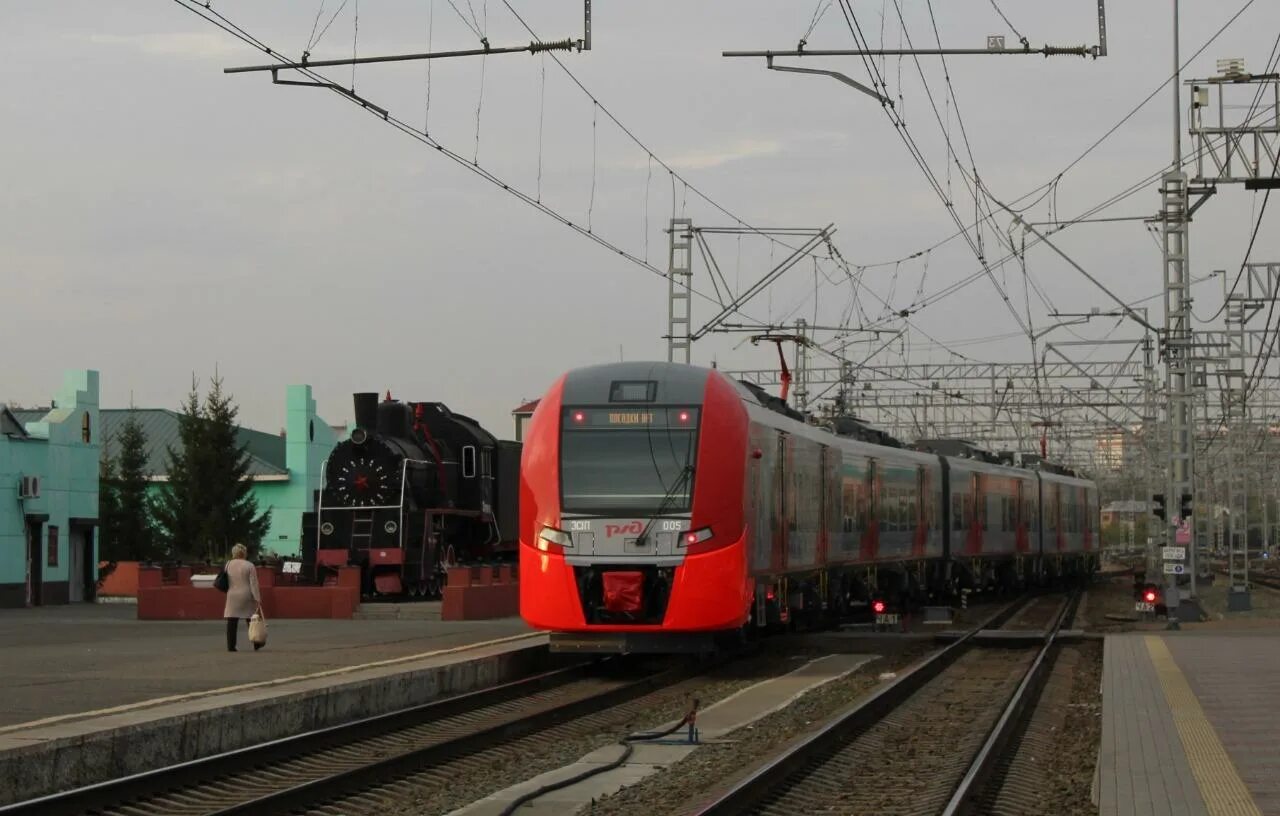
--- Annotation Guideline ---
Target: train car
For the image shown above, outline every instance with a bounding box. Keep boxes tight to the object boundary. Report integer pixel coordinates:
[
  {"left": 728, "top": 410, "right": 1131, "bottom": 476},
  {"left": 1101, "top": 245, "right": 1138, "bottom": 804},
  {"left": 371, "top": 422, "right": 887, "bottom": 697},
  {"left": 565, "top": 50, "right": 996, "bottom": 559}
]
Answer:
[
  {"left": 302, "top": 392, "right": 519, "bottom": 599},
  {"left": 1038, "top": 467, "right": 1100, "bottom": 580},
  {"left": 520, "top": 361, "right": 1098, "bottom": 652}
]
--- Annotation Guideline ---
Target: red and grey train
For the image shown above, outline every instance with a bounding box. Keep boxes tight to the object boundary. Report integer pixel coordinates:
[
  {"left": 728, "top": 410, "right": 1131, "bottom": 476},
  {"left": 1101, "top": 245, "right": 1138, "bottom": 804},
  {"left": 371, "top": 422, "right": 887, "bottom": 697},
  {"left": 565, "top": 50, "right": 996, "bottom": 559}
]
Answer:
[{"left": 519, "top": 361, "right": 1099, "bottom": 651}]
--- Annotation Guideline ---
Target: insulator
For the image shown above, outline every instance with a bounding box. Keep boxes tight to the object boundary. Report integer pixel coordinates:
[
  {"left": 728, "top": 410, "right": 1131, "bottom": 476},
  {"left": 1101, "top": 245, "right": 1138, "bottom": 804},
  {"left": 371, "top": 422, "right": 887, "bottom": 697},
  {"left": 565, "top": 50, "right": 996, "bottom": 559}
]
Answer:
[{"left": 530, "top": 38, "right": 575, "bottom": 54}]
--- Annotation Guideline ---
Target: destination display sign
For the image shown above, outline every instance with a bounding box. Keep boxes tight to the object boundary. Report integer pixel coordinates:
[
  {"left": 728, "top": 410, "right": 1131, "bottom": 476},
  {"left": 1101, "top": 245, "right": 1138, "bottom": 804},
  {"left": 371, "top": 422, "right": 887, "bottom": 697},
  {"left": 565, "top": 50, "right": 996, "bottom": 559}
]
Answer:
[
  {"left": 564, "top": 407, "right": 699, "bottom": 429},
  {"left": 608, "top": 411, "right": 654, "bottom": 425},
  {"left": 1162, "top": 547, "right": 1186, "bottom": 560}
]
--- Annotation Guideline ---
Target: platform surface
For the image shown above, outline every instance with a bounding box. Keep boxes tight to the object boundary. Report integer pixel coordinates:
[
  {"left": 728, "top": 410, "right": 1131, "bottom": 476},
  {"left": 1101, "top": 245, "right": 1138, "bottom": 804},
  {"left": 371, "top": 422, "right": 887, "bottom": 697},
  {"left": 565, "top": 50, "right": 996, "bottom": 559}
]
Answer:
[
  {"left": 1100, "top": 630, "right": 1278, "bottom": 816},
  {"left": 0, "top": 603, "right": 534, "bottom": 728}
]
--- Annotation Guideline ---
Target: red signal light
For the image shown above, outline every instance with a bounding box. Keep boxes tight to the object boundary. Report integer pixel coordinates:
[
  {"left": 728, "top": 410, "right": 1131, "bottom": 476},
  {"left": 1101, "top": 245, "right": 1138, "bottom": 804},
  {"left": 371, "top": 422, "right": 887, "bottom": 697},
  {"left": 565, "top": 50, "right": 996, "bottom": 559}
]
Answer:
[
  {"left": 678, "top": 411, "right": 690, "bottom": 423},
  {"left": 1144, "top": 590, "right": 1157, "bottom": 603},
  {"left": 573, "top": 411, "right": 585, "bottom": 423},
  {"left": 872, "top": 599, "right": 887, "bottom": 615}
]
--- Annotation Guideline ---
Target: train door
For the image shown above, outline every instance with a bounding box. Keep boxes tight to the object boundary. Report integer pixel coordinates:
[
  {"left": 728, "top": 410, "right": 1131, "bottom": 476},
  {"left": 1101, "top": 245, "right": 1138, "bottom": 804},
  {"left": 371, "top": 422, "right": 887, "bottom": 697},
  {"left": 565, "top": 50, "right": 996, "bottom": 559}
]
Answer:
[
  {"left": 747, "top": 426, "right": 768, "bottom": 571},
  {"left": 1050, "top": 483, "right": 1061, "bottom": 551},
  {"left": 773, "top": 433, "right": 788, "bottom": 573},
  {"left": 969, "top": 471, "right": 983, "bottom": 555},
  {"left": 861, "top": 458, "right": 879, "bottom": 560},
  {"left": 1015, "top": 480, "right": 1027, "bottom": 553},
  {"left": 913, "top": 466, "right": 927, "bottom": 557},
  {"left": 819, "top": 446, "right": 837, "bottom": 565}
]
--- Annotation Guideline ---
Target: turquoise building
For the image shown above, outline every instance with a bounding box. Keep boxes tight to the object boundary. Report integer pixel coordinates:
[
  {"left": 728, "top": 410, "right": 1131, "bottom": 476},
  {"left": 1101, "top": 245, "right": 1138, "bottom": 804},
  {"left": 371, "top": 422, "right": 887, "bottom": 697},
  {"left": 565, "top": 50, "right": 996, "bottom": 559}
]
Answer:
[
  {"left": 253, "top": 385, "right": 343, "bottom": 557},
  {"left": 11, "top": 383, "right": 342, "bottom": 577},
  {"left": 0, "top": 371, "right": 101, "bottom": 608},
  {"left": 85, "top": 384, "right": 341, "bottom": 559}
]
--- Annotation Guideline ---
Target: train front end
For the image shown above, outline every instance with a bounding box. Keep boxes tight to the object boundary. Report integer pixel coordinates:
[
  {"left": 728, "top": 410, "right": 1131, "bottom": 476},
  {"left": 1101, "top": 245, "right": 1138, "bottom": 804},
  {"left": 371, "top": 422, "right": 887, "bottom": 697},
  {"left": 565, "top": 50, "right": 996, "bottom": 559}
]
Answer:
[{"left": 519, "top": 362, "right": 752, "bottom": 653}]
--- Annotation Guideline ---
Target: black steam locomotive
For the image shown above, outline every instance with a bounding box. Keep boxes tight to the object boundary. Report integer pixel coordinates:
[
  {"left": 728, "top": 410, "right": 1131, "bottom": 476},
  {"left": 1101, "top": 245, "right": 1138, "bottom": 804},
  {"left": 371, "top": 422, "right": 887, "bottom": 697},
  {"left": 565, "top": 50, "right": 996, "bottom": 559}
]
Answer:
[{"left": 302, "top": 392, "right": 519, "bottom": 599}]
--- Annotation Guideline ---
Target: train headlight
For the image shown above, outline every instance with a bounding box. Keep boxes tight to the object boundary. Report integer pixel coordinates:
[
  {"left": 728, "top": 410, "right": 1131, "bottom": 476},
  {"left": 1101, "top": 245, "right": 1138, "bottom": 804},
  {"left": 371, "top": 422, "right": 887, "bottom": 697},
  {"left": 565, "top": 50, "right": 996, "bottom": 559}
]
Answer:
[
  {"left": 537, "top": 526, "right": 573, "bottom": 552},
  {"left": 320, "top": 522, "right": 335, "bottom": 536},
  {"left": 678, "top": 527, "right": 713, "bottom": 548},
  {"left": 351, "top": 428, "right": 368, "bottom": 445}
]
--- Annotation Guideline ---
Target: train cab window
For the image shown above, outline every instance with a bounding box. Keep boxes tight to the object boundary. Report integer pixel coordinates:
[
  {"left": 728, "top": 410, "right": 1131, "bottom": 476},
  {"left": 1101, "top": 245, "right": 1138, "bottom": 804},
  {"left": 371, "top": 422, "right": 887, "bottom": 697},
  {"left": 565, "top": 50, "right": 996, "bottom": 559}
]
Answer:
[
  {"left": 463, "top": 445, "right": 476, "bottom": 479},
  {"left": 609, "top": 381, "right": 657, "bottom": 402},
  {"left": 560, "top": 406, "right": 698, "bottom": 514}
]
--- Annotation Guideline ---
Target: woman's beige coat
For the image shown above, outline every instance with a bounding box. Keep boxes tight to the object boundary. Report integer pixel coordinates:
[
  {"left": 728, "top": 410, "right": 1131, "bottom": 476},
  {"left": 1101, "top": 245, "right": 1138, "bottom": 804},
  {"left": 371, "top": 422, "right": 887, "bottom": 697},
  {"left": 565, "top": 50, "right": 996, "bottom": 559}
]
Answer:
[{"left": 222, "top": 558, "right": 261, "bottom": 619}]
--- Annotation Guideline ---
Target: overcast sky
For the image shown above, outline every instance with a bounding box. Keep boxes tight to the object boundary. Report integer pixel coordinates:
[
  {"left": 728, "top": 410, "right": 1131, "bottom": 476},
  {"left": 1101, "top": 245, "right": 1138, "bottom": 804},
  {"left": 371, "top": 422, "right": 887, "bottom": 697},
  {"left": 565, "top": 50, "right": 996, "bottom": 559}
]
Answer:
[{"left": 3, "top": 1, "right": 1279, "bottom": 437}]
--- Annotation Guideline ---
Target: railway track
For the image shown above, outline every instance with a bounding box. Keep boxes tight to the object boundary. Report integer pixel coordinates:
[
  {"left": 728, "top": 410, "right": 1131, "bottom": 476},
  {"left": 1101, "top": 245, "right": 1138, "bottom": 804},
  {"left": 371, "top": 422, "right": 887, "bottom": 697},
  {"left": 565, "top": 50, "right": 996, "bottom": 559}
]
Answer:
[
  {"left": 0, "top": 656, "right": 703, "bottom": 816},
  {"left": 690, "top": 591, "right": 1080, "bottom": 816}
]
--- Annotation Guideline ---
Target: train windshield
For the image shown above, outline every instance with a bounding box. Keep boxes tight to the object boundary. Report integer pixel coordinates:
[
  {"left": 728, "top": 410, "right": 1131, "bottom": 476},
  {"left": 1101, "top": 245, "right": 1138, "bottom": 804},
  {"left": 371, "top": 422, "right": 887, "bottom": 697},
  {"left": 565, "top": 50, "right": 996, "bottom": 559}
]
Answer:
[{"left": 560, "top": 407, "right": 699, "bottom": 515}]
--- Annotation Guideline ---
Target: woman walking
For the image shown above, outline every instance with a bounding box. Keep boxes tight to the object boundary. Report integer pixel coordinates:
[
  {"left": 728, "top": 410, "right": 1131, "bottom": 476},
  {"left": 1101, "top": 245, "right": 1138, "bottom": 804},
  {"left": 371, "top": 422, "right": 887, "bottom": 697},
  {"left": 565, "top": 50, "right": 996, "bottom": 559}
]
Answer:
[{"left": 222, "top": 543, "right": 262, "bottom": 652}]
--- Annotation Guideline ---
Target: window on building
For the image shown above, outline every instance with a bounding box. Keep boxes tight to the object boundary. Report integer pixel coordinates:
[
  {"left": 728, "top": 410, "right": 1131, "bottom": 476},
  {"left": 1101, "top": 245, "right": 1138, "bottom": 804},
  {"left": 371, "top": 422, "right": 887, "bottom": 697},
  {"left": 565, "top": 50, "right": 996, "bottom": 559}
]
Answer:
[{"left": 48, "top": 526, "right": 59, "bottom": 568}]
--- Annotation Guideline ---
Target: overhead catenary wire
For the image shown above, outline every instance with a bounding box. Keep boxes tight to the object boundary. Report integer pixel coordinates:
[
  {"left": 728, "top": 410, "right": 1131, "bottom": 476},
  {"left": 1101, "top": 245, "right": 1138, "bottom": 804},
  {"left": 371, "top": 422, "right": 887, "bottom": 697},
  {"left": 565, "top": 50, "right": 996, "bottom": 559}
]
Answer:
[
  {"left": 845, "top": 0, "right": 1263, "bottom": 276},
  {"left": 170, "top": 0, "right": 781, "bottom": 330},
  {"left": 834, "top": 0, "right": 1032, "bottom": 339}
]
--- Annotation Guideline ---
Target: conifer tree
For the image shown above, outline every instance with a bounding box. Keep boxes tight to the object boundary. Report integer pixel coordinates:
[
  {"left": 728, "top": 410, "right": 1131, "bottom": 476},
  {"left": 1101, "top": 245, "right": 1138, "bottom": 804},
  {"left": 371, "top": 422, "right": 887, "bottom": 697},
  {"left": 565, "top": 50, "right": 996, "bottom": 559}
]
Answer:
[
  {"left": 153, "top": 374, "right": 271, "bottom": 560},
  {"left": 97, "top": 433, "right": 125, "bottom": 561},
  {"left": 114, "top": 412, "right": 159, "bottom": 560},
  {"left": 201, "top": 374, "right": 271, "bottom": 557},
  {"left": 153, "top": 380, "right": 208, "bottom": 559}
]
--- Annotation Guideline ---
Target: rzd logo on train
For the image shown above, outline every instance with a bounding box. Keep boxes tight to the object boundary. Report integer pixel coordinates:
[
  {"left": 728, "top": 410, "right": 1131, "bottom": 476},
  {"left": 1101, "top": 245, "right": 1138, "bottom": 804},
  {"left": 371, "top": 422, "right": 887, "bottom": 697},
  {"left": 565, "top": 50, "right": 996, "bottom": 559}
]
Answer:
[{"left": 605, "top": 521, "right": 644, "bottom": 538}]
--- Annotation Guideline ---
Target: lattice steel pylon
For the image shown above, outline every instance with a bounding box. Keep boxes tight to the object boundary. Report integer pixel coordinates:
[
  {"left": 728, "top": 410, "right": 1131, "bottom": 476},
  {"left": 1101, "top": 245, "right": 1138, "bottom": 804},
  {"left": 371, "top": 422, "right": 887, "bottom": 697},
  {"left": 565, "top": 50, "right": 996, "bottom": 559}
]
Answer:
[
  {"left": 1186, "top": 64, "right": 1280, "bottom": 609},
  {"left": 1161, "top": 169, "right": 1195, "bottom": 611},
  {"left": 666, "top": 218, "right": 693, "bottom": 363},
  {"left": 1218, "top": 263, "right": 1280, "bottom": 608},
  {"left": 1223, "top": 292, "right": 1251, "bottom": 605}
]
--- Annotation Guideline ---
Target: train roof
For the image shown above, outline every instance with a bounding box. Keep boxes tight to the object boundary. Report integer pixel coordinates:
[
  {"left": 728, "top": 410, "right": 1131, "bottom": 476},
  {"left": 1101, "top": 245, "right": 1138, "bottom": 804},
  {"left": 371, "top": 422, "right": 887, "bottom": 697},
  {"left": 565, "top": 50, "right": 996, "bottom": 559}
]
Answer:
[{"left": 560, "top": 362, "right": 1095, "bottom": 483}]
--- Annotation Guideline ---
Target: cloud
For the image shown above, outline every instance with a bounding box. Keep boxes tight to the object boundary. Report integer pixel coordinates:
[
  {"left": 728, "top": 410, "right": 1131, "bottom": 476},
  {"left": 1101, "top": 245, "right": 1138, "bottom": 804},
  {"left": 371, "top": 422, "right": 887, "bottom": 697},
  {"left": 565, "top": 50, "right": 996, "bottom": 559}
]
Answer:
[
  {"left": 663, "top": 139, "right": 784, "bottom": 170},
  {"left": 70, "top": 32, "right": 245, "bottom": 60}
]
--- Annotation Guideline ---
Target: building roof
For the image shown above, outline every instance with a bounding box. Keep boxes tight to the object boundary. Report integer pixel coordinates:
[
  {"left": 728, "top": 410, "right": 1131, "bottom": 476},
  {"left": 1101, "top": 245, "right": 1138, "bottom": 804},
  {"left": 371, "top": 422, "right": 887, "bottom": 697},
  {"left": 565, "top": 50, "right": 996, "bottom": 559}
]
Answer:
[
  {"left": 1, "top": 405, "right": 30, "bottom": 438},
  {"left": 13, "top": 408, "right": 288, "bottom": 480},
  {"left": 512, "top": 399, "right": 540, "bottom": 416}
]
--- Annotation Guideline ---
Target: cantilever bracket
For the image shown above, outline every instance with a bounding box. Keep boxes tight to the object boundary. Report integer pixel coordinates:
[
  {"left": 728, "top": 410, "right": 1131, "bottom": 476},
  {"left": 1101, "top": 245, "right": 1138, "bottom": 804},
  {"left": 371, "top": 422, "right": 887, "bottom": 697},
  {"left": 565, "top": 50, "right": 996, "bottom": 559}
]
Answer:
[
  {"left": 270, "top": 69, "right": 390, "bottom": 119},
  {"left": 766, "top": 57, "right": 892, "bottom": 106}
]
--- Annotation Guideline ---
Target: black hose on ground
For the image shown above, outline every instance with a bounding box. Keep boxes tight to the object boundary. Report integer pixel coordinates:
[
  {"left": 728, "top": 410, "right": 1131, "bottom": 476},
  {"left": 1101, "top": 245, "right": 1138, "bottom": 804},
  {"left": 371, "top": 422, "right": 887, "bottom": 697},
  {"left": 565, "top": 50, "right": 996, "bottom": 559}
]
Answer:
[{"left": 496, "top": 698, "right": 701, "bottom": 816}]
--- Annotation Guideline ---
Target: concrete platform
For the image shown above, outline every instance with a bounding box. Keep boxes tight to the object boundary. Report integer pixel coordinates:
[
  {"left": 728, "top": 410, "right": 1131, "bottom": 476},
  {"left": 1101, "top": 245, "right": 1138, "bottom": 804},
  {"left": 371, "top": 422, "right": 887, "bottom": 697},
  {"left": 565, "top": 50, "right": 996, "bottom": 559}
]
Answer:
[
  {"left": 1098, "top": 631, "right": 1278, "bottom": 816},
  {"left": 0, "top": 603, "right": 533, "bottom": 726},
  {"left": 0, "top": 604, "right": 546, "bottom": 805},
  {"left": 452, "top": 652, "right": 877, "bottom": 815}
]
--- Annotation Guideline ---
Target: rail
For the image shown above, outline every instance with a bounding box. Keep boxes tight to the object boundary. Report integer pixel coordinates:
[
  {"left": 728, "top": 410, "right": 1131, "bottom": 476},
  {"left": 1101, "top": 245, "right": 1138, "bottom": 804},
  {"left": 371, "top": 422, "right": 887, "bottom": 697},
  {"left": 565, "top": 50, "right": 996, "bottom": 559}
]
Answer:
[
  {"left": 0, "top": 656, "right": 681, "bottom": 816},
  {"left": 689, "top": 594, "right": 1037, "bottom": 815},
  {"left": 940, "top": 589, "right": 1082, "bottom": 815}
]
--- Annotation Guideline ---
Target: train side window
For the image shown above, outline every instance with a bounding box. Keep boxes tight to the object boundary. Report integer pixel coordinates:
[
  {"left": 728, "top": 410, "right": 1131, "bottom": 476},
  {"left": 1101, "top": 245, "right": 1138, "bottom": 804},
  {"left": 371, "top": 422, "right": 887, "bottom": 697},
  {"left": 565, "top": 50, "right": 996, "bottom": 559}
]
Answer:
[
  {"left": 480, "top": 448, "right": 492, "bottom": 477},
  {"left": 463, "top": 445, "right": 476, "bottom": 479}
]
